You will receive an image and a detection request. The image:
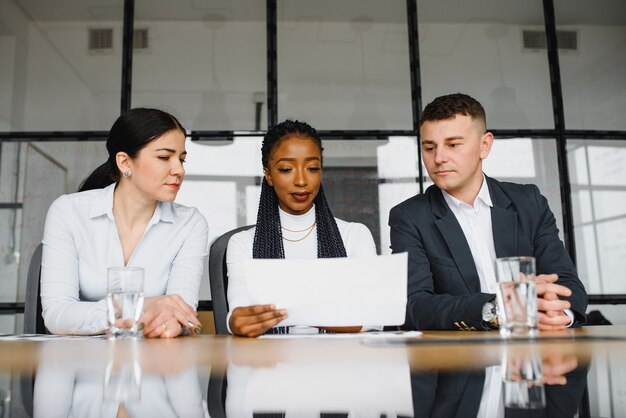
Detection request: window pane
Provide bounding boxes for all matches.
[0,314,19,333]
[277,0,413,130]
[484,138,564,239]
[132,0,266,131]
[0,140,106,306]
[418,0,554,129]
[0,0,123,131]
[555,0,626,130]
[568,139,626,294]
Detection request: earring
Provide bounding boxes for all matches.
[123,171,130,177]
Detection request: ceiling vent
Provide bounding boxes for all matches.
[523,29,578,51]
[133,28,149,50]
[88,28,113,52]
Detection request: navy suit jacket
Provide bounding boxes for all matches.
[389,176,587,331]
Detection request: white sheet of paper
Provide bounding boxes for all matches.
[244,252,407,326]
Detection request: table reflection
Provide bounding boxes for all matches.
[20,335,595,417]
[410,344,588,418]
[224,338,413,416]
[33,339,205,418]
[214,337,589,417]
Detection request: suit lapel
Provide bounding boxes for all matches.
[487,177,518,258]
[431,189,481,293]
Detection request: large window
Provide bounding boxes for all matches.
[568,139,626,294]
[1,0,626,334]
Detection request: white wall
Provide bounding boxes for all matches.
[277,21,412,130]
[559,25,626,130]
[23,21,121,130]
[420,23,554,129]
[0,0,30,130]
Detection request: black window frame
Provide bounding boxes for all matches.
[1,0,625,315]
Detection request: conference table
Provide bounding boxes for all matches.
[2,326,626,417]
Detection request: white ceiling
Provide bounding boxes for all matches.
[9,0,626,25]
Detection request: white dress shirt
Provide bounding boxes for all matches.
[41,183,209,335]
[442,177,498,294]
[226,205,378,333]
[443,183,505,417]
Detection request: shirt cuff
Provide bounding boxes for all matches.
[361,325,384,332]
[564,308,574,328]
[226,311,233,334]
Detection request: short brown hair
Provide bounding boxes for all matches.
[420,93,486,131]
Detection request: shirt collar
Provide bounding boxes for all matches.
[442,175,493,210]
[278,204,316,225]
[88,182,175,224]
[88,183,116,219]
[158,201,175,223]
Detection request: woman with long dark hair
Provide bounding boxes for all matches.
[41,108,208,338]
[226,120,377,337]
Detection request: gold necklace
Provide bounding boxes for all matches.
[281,222,316,242]
[281,221,316,233]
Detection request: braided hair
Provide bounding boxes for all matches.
[252,120,347,259]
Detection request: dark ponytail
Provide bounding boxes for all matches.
[79,108,185,192]
[78,159,118,192]
[252,120,347,259]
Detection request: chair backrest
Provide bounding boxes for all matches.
[24,243,46,334]
[208,225,254,335]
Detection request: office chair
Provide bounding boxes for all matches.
[16,242,47,418]
[24,243,46,334]
[208,225,254,335]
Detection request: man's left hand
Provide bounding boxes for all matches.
[536,274,572,330]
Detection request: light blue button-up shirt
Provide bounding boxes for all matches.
[41,183,208,335]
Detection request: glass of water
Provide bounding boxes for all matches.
[107,267,145,339]
[495,257,538,338]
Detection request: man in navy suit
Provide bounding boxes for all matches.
[389,93,587,331]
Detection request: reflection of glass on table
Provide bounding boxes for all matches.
[0,389,10,418]
[103,340,142,403]
[501,346,545,409]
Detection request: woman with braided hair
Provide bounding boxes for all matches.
[226,120,377,337]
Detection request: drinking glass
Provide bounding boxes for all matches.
[495,257,538,338]
[106,267,145,339]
